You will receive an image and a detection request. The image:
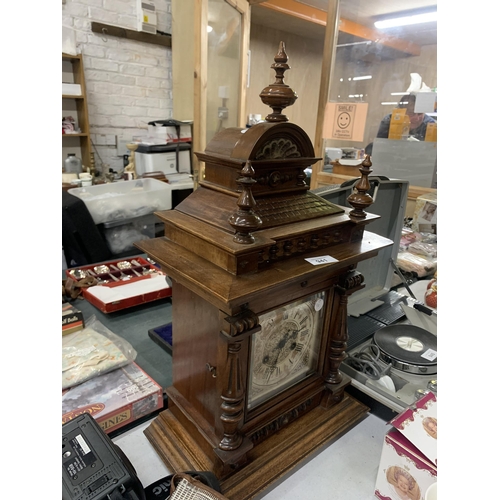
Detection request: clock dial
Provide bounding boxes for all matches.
[247,292,325,409]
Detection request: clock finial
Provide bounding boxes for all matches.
[259,41,298,122]
[347,155,374,219]
[228,161,263,244]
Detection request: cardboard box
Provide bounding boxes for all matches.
[65,257,171,313]
[62,83,82,96]
[62,362,163,434]
[375,392,437,500]
[388,109,410,139]
[62,302,84,335]
[412,192,437,234]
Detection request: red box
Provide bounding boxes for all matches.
[65,256,171,313]
[375,392,437,500]
[62,362,163,434]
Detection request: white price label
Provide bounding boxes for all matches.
[75,434,90,454]
[314,298,324,311]
[305,255,338,266]
[422,349,437,362]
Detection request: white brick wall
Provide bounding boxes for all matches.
[62,0,172,173]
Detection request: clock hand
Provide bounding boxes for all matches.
[272,326,302,353]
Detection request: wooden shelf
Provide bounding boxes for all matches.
[63,53,81,60]
[62,53,91,171]
[91,22,171,47]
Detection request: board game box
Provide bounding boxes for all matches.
[62,362,163,434]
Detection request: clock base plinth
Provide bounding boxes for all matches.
[144,393,369,500]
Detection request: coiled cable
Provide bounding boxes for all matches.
[344,343,392,380]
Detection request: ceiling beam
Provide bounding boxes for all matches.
[255,0,421,57]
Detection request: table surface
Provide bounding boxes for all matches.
[113,412,388,500]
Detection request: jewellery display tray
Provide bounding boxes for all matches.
[65,256,172,313]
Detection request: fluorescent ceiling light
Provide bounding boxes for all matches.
[375,11,437,29]
[391,92,409,96]
[352,75,372,81]
[337,41,372,48]
[381,102,399,106]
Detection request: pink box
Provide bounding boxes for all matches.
[375,392,437,500]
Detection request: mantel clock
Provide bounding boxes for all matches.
[136,42,392,499]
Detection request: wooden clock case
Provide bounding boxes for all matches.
[136,43,392,499]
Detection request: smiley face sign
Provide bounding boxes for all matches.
[323,102,368,141]
[337,112,351,129]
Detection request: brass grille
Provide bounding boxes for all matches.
[253,192,344,228]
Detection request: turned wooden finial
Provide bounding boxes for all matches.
[259,41,298,122]
[347,155,374,219]
[228,161,263,244]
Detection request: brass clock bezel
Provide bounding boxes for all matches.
[246,290,327,411]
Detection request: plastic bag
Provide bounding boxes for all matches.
[62,315,137,389]
[408,241,437,259]
[396,251,437,278]
[399,229,422,251]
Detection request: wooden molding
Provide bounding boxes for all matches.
[257,0,421,56]
[312,0,340,188]
[407,184,437,201]
[315,171,437,209]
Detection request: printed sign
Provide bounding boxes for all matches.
[323,102,368,141]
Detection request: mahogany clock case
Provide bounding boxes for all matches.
[135,43,393,497]
[136,168,392,493]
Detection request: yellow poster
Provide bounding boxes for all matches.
[323,102,368,141]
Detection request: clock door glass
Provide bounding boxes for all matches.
[247,291,325,409]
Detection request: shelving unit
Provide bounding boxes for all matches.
[62,53,91,171]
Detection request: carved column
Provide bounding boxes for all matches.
[215,309,258,477]
[325,271,365,385]
[219,340,245,451]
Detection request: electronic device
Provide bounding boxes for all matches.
[314,176,409,317]
[314,177,437,413]
[62,413,224,500]
[62,413,145,500]
[137,0,157,34]
[342,318,437,413]
[135,143,192,177]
